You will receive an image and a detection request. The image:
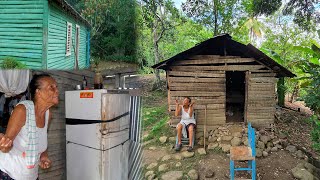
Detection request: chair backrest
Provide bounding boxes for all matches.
[248,122,256,157]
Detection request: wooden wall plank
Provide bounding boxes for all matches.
[168,71,225,78]
[171,65,265,71]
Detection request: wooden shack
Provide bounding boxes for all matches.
[0,0,90,69]
[152,34,295,129]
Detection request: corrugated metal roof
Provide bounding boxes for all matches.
[152,34,295,78]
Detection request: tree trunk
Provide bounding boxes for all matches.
[290,83,299,103]
[213,0,218,36]
[277,77,285,107]
[152,25,161,90]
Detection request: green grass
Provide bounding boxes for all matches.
[142,105,174,142]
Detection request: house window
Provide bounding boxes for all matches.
[66,22,72,56]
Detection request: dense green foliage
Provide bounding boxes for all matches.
[0,57,27,69]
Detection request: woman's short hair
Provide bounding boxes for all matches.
[185,97,191,103]
[29,73,52,101]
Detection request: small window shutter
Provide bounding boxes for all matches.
[66,22,72,56]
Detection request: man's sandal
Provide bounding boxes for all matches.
[187,146,193,152]
[175,144,182,151]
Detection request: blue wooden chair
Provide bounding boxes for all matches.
[230,122,256,180]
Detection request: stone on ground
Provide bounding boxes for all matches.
[159,136,168,144]
[257,141,265,149]
[208,143,219,150]
[291,164,318,180]
[147,174,156,180]
[188,169,199,180]
[231,137,241,146]
[145,171,154,178]
[161,171,183,180]
[286,145,297,153]
[149,146,157,150]
[260,135,271,144]
[158,164,169,172]
[295,150,305,159]
[147,162,158,170]
[161,155,171,162]
[263,151,268,157]
[208,136,218,142]
[181,151,194,158]
[271,147,278,152]
[222,136,233,141]
[233,132,242,138]
[174,154,183,160]
[205,170,215,178]
[256,148,262,157]
[304,162,320,177]
[175,162,182,167]
[169,136,176,142]
[220,144,231,152]
[197,148,206,155]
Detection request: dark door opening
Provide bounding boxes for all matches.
[226,71,245,123]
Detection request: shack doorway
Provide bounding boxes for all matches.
[226,71,246,123]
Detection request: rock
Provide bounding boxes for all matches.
[149,146,157,150]
[257,141,265,150]
[304,162,320,177]
[276,144,283,149]
[148,174,156,180]
[198,138,204,146]
[161,171,183,180]
[208,136,217,142]
[208,143,219,150]
[169,137,176,142]
[222,136,233,141]
[286,145,297,153]
[143,134,149,139]
[145,171,154,178]
[266,142,274,148]
[260,135,271,144]
[263,151,268,157]
[295,150,304,159]
[272,140,280,145]
[279,132,288,139]
[205,170,215,178]
[231,137,241,146]
[174,154,183,160]
[213,129,219,135]
[175,162,182,167]
[217,137,221,142]
[181,151,194,158]
[220,144,231,152]
[188,169,199,180]
[158,164,169,172]
[259,129,266,134]
[271,147,278,152]
[256,148,262,157]
[161,155,171,161]
[159,136,168,144]
[147,162,158,170]
[266,147,271,153]
[233,132,242,137]
[197,148,206,155]
[291,165,318,180]
[243,138,249,146]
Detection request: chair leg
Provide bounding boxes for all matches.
[251,160,256,180]
[191,130,195,148]
[230,160,235,180]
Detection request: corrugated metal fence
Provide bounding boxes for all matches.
[128,96,142,180]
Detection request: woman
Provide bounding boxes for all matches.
[175,97,196,152]
[0,74,59,180]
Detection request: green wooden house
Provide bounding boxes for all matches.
[0,0,91,69]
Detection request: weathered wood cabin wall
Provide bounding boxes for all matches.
[34,70,94,180]
[167,55,277,131]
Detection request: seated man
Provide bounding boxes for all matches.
[175,97,196,152]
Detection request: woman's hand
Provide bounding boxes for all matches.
[39,152,51,169]
[175,99,179,106]
[190,102,195,107]
[0,133,13,153]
